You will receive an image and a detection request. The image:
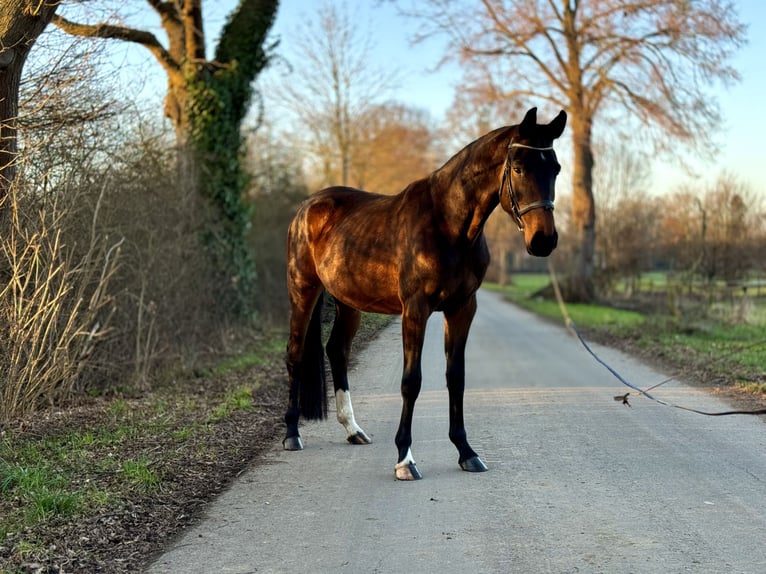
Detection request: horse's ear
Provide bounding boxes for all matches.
[519,107,538,139]
[546,110,567,140]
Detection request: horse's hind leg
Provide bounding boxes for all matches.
[444,294,488,472]
[284,285,325,451]
[326,300,372,445]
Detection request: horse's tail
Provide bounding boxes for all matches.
[299,291,329,420]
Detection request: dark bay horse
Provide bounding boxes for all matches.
[284,107,567,480]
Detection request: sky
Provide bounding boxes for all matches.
[63,0,766,198]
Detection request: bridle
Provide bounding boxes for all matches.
[499,141,556,231]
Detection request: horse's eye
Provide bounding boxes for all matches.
[512,166,522,175]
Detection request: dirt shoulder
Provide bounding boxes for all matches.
[0,360,285,574]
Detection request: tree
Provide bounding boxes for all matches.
[697,174,758,282]
[0,0,60,222]
[593,141,655,294]
[51,0,279,314]
[402,0,746,301]
[658,174,761,283]
[352,103,436,194]
[271,1,397,189]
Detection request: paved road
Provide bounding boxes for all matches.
[147,290,766,574]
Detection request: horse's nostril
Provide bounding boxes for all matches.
[528,230,558,257]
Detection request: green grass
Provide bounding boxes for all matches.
[0,328,332,569]
[207,384,258,422]
[0,457,87,538]
[121,457,161,491]
[210,337,286,377]
[0,376,263,546]
[107,398,129,418]
[28,489,81,520]
[485,274,549,298]
[654,322,766,371]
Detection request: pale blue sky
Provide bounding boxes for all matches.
[85,0,766,197]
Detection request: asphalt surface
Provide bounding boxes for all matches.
[147,290,766,574]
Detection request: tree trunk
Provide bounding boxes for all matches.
[0,44,24,208]
[566,112,597,302]
[0,0,59,223]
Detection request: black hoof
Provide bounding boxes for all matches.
[347,430,372,445]
[283,435,304,451]
[460,455,489,472]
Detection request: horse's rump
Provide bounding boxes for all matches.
[289,186,412,315]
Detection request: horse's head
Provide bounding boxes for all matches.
[499,107,567,257]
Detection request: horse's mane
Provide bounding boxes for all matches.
[429,126,512,190]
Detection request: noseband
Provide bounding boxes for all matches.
[500,141,555,231]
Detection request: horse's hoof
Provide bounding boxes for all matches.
[283,435,304,451]
[395,461,423,481]
[347,430,372,445]
[460,455,489,472]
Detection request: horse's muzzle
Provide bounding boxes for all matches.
[527,229,558,257]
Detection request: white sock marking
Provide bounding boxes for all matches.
[335,389,364,438]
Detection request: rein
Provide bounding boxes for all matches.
[500,141,556,231]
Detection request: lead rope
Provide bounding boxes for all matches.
[547,262,766,416]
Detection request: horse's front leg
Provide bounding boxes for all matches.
[394,305,428,481]
[326,300,371,445]
[444,294,488,472]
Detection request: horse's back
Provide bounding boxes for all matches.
[299,184,385,222]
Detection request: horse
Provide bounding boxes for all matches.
[283,107,567,480]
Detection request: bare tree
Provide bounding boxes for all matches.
[401,0,746,301]
[0,0,60,221]
[271,1,397,188]
[700,173,758,282]
[593,140,655,293]
[352,103,436,194]
[52,1,276,146]
[659,173,761,283]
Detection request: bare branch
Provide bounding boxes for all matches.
[50,13,180,75]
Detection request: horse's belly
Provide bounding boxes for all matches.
[334,290,402,315]
[317,260,402,315]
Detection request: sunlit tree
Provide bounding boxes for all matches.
[352,103,436,194]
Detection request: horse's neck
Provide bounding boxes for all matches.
[430,128,510,244]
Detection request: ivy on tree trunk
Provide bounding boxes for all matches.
[186,1,280,315]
